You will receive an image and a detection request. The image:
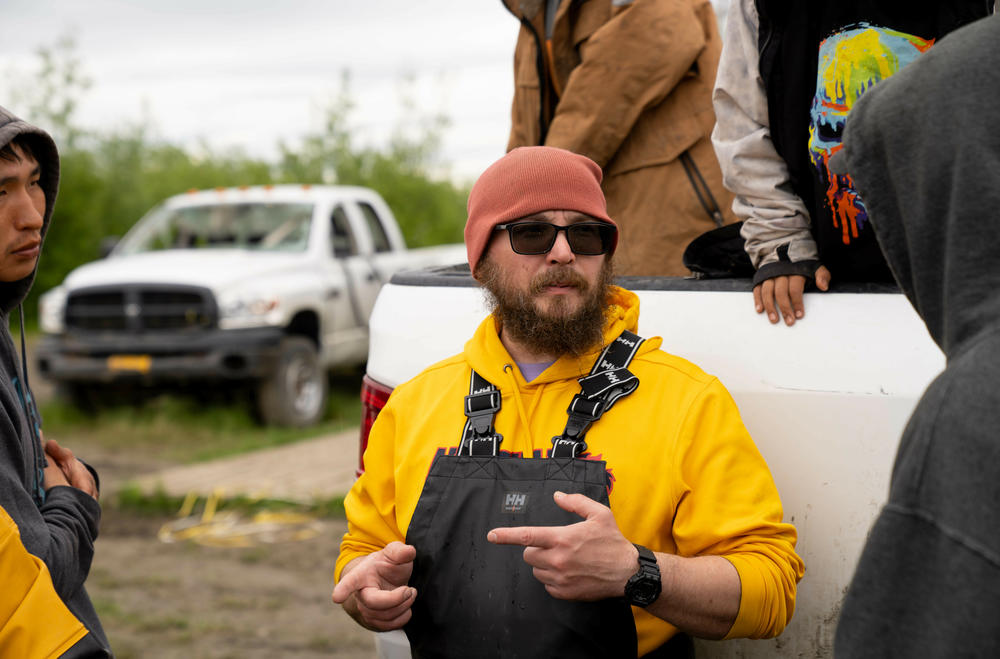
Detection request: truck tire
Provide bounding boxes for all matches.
[56,381,99,411]
[256,336,328,427]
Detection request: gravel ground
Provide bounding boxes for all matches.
[77,440,377,658]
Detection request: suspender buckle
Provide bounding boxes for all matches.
[550,394,601,457]
[464,390,502,436]
[461,386,504,456]
[550,331,645,458]
[465,390,501,415]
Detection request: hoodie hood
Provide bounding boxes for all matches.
[0,107,59,315]
[843,15,1000,359]
[463,285,662,385]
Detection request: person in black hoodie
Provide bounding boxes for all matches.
[712,0,993,326]
[0,106,111,656]
[833,14,1000,657]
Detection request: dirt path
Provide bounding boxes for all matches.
[90,509,375,658]
[73,438,376,658]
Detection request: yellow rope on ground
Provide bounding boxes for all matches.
[157,489,322,547]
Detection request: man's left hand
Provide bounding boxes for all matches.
[487,491,637,601]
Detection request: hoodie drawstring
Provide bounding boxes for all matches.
[16,305,46,504]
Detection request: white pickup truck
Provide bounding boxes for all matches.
[35,185,465,426]
[358,267,943,657]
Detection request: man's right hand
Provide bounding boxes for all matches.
[754,266,831,326]
[332,542,417,631]
[43,439,98,500]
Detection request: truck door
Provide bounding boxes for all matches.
[320,205,380,365]
[344,201,386,320]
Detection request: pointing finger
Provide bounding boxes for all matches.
[487,525,557,548]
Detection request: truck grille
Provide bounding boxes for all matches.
[64,285,217,332]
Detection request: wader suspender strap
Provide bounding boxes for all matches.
[458,371,504,456]
[550,330,645,458]
[458,331,645,458]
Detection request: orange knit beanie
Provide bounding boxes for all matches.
[464,146,616,275]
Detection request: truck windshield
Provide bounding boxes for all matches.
[115,202,315,255]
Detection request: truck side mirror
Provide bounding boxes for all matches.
[99,237,119,258]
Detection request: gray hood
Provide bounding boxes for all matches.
[843,14,1000,360]
[0,106,60,315]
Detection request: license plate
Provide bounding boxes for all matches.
[107,354,152,373]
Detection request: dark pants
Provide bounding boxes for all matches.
[642,633,695,659]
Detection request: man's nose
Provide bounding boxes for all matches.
[13,190,44,231]
[547,229,575,264]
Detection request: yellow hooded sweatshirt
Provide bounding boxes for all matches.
[337,287,803,653]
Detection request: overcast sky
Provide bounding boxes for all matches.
[0,0,729,183]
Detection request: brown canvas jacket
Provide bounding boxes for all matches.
[505,0,722,176]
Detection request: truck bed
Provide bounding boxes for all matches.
[365,266,943,657]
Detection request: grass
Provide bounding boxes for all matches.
[38,371,363,464]
[115,483,346,519]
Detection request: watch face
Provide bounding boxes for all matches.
[627,545,661,607]
[632,580,659,602]
[626,573,661,606]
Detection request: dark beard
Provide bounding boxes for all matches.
[477,258,614,357]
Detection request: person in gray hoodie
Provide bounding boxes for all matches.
[833,13,1000,657]
[0,106,111,656]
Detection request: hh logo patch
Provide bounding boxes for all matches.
[501,492,528,514]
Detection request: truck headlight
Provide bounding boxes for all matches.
[39,286,67,334]
[218,294,280,329]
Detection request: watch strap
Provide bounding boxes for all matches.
[625,544,662,607]
[635,543,656,566]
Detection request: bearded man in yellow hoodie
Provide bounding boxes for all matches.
[333,147,802,658]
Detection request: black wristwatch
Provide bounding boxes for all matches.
[624,544,661,607]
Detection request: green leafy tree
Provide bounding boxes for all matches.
[9,36,91,150]
[11,45,468,317]
[278,74,468,247]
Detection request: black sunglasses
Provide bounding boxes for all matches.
[494,221,617,256]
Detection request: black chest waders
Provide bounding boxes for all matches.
[403,332,648,658]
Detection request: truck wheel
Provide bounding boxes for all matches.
[256,336,328,427]
[56,382,99,411]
